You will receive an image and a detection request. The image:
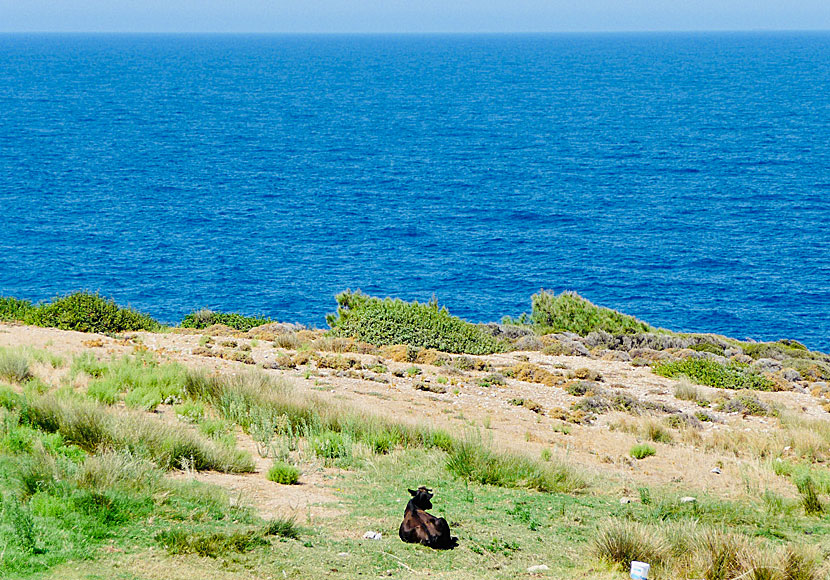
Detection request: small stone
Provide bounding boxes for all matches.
[680,496,696,504]
[363,531,382,540]
[337,552,350,557]
[711,467,722,474]
[527,565,549,573]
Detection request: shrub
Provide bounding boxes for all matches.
[33,292,160,333]
[0,296,39,323]
[630,444,656,459]
[528,290,653,336]
[326,291,504,355]
[181,309,272,332]
[267,461,300,485]
[717,394,776,417]
[653,358,773,391]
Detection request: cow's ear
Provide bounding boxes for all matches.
[408,489,417,496]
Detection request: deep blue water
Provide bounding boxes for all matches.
[1,33,829,350]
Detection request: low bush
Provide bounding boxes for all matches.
[653,358,773,391]
[527,290,653,336]
[181,309,272,332]
[630,443,656,459]
[326,290,505,354]
[717,394,777,417]
[1,292,162,333]
[267,460,300,485]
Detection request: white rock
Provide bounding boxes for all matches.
[363,531,382,540]
[527,565,549,573]
[711,467,722,474]
[337,552,350,557]
[680,496,696,504]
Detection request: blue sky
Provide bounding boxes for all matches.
[1,0,829,33]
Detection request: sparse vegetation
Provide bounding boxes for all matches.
[181,309,272,331]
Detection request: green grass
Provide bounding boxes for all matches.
[15,394,254,473]
[0,292,161,334]
[180,309,272,332]
[630,443,656,459]
[653,358,774,391]
[522,290,654,336]
[74,352,187,411]
[0,412,257,579]
[326,290,505,354]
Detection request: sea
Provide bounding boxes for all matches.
[1,33,828,350]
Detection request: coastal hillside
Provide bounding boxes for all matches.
[1,292,829,579]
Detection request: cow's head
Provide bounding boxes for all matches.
[408,486,434,509]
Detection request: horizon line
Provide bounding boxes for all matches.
[2,28,830,36]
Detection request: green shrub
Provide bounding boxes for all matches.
[653,358,773,391]
[527,290,653,335]
[0,297,39,323]
[326,291,504,354]
[33,292,160,333]
[266,461,300,485]
[181,309,272,332]
[630,443,656,459]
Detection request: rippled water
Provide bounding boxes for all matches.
[1,33,828,349]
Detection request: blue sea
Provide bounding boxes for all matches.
[1,33,829,350]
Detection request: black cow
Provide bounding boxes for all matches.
[399,486,458,549]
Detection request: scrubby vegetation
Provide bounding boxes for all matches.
[326,290,505,354]
[180,309,272,332]
[0,292,161,333]
[653,358,774,391]
[510,290,654,335]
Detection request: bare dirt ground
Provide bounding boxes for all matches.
[2,322,820,507]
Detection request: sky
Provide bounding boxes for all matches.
[1,0,829,33]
